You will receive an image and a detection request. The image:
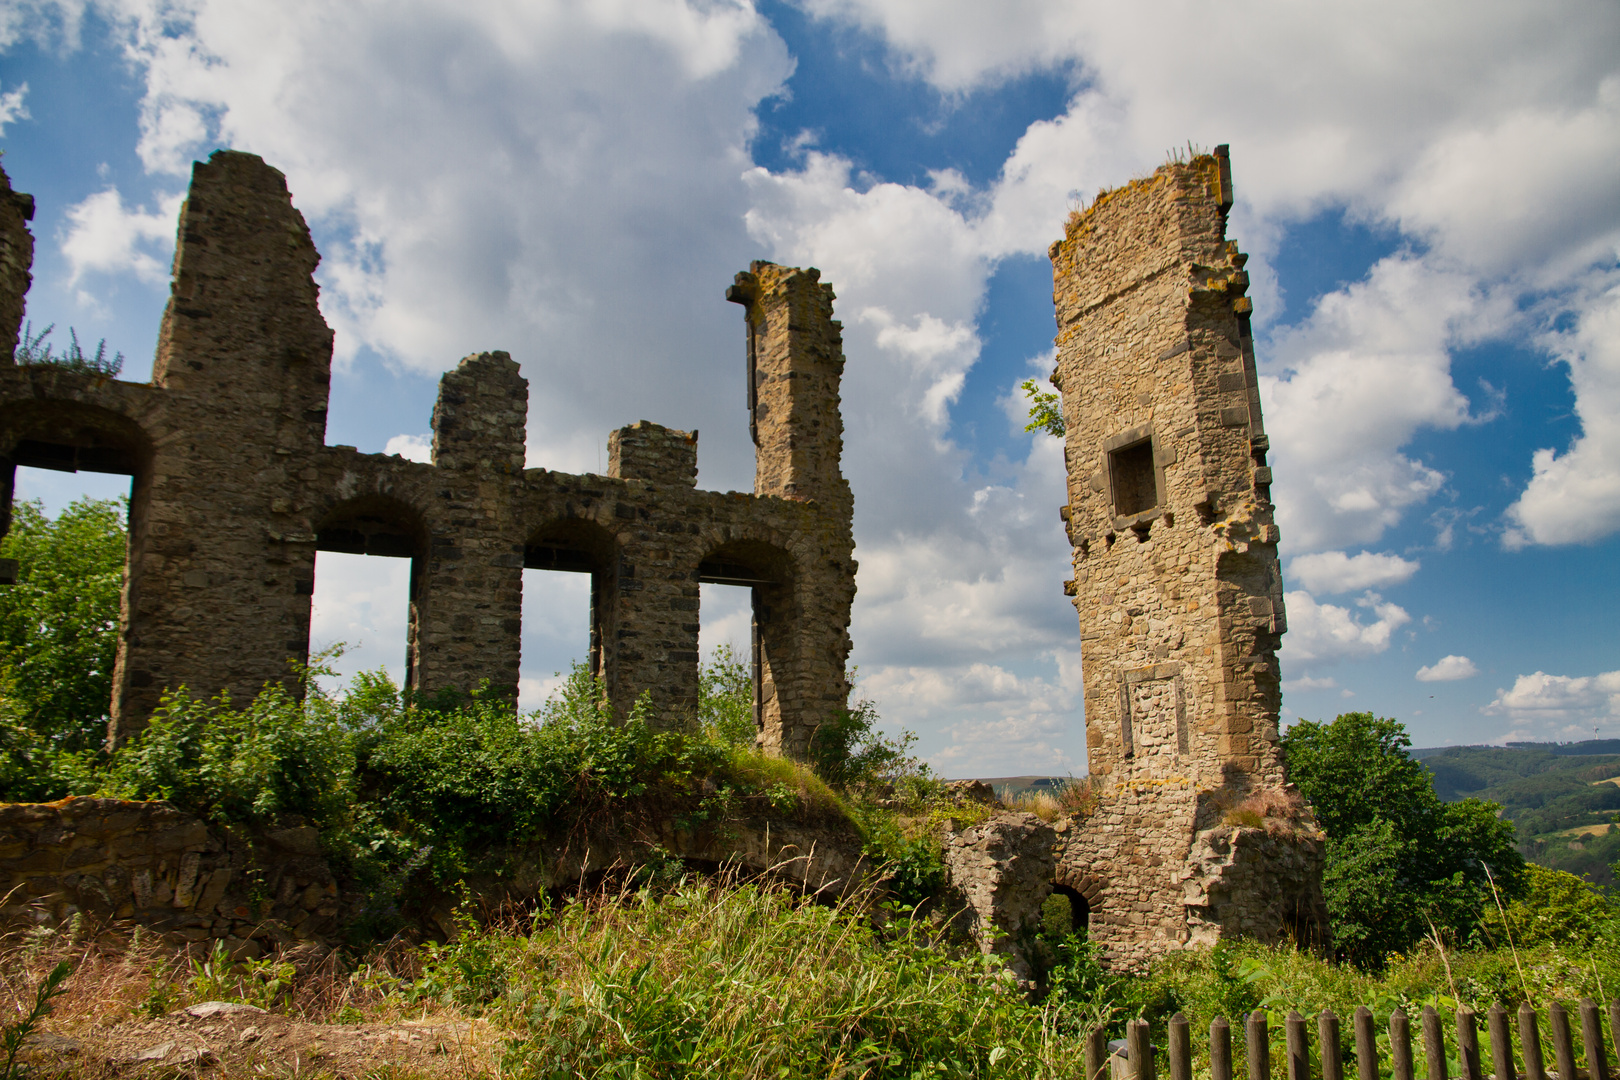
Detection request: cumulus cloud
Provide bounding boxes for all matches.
[1416,655,1478,682]
[1278,590,1411,666]
[1262,256,1507,550]
[58,187,182,285]
[383,433,432,463]
[16,0,1620,769]
[1282,674,1338,694]
[1485,669,1620,728]
[1287,550,1419,594]
[1503,282,1620,548]
[0,81,27,135]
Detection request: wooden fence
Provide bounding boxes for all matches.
[1091,1000,1620,1080]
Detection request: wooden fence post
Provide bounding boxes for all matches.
[1486,1004,1512,1080]
[1170,1013,1192,1080]
[1354,1007,1378,1080]
[1422,1005,1448,1080]
[1130,1018,1157,1080]
[1213,1017,1233,1080]
[1610,1000,1620,1080]
[1457,1007,1481,1080]
[1290,1012,1312,1080]
[1251,1011,1272,1080]
[1087,1025,1108,1080]
[1321,1009,1344,1080]
[1519,1002,1547,1080]
[1551,1003,1578,1080]
[1581,999,1610,1080]
[1392,1009,1415,1080]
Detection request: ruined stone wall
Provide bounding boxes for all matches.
[0,151,855,759]
[0,795,866,952]
[1049,148,1324,968]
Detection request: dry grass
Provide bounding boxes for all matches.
[1218,786,1312,835]
[1000,777,1097,823]
[0,924,499,1078]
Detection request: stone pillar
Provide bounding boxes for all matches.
[1050,146,1320,965]
[0,164,33,360]
[604,420,702,723]
[414,352,527,698]
[115,150,335,739]
[725,262,856,759]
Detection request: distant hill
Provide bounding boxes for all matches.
[1414,743,1620,887]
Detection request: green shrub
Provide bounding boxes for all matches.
[102,678,355,829]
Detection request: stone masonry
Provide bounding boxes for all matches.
[0,151,855,759]
[1048,147,1326,968]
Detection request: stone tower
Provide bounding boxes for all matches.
[1049,147,1326,968]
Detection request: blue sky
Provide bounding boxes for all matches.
[2,0,1618,773]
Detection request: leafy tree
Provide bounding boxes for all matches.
[1482,862,1618,949]
[0,498,126,762]
[1019,378,1065,438]
[1282,712,1524,967]
[698,643,755,748]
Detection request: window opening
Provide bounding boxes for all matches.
[518,567,591,714]
[1109,438,1158,517]
[312,505,420,695]
[698,581,756,739]
[1,465,135,755]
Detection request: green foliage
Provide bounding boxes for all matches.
[697,643,755,749]
[103,677,355,831]
[808,686,929,792]
[1020,378,1066,438]
[1419,743,1620,887]
[0,498,126,793]
[1481,862,1619,949]
[1282,713,1525,968]
[11,322,123,376]
[1,959,70,1080]
[186,939,296,1009]
[473,879,1093,1078]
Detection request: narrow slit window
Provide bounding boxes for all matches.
[1109,439,1158,517]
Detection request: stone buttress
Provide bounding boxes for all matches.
[1049,147,1327,968]
[0,152,856,760]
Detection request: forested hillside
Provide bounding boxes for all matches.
[1415,742,1620,886]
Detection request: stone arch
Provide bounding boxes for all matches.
[0,398,157,738]
[694,525,830,757]
[313,493,430,688]
[1055,867,1105,933]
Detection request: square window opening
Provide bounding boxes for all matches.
[1110,439,1158,517]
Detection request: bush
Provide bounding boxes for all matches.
[1282,713,1524,967]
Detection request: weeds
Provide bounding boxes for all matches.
[1,960,69,1080]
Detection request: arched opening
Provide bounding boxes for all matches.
[698,539,792,744]
[0,402,154,746]
[313,496,426,691]
[1043,883,1091,939]
[523,519,617,712]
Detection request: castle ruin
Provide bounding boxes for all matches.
[1046,147,1327,967]
[0,151,855,757]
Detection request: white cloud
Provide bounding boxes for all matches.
[1503,282,1620,548]
[0,81,27,135]
[1485,669,1620,728]
[383,433,432,463]
[1287,550,1419,595]
[1262,256,1507,551]
[1416,655,1478,682]
[1278,590,1411,666]
[1282,674,1338,694]
[58,187,182,285]
[309,550,411,690]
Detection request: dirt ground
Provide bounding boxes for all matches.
[20,999,502,1079]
